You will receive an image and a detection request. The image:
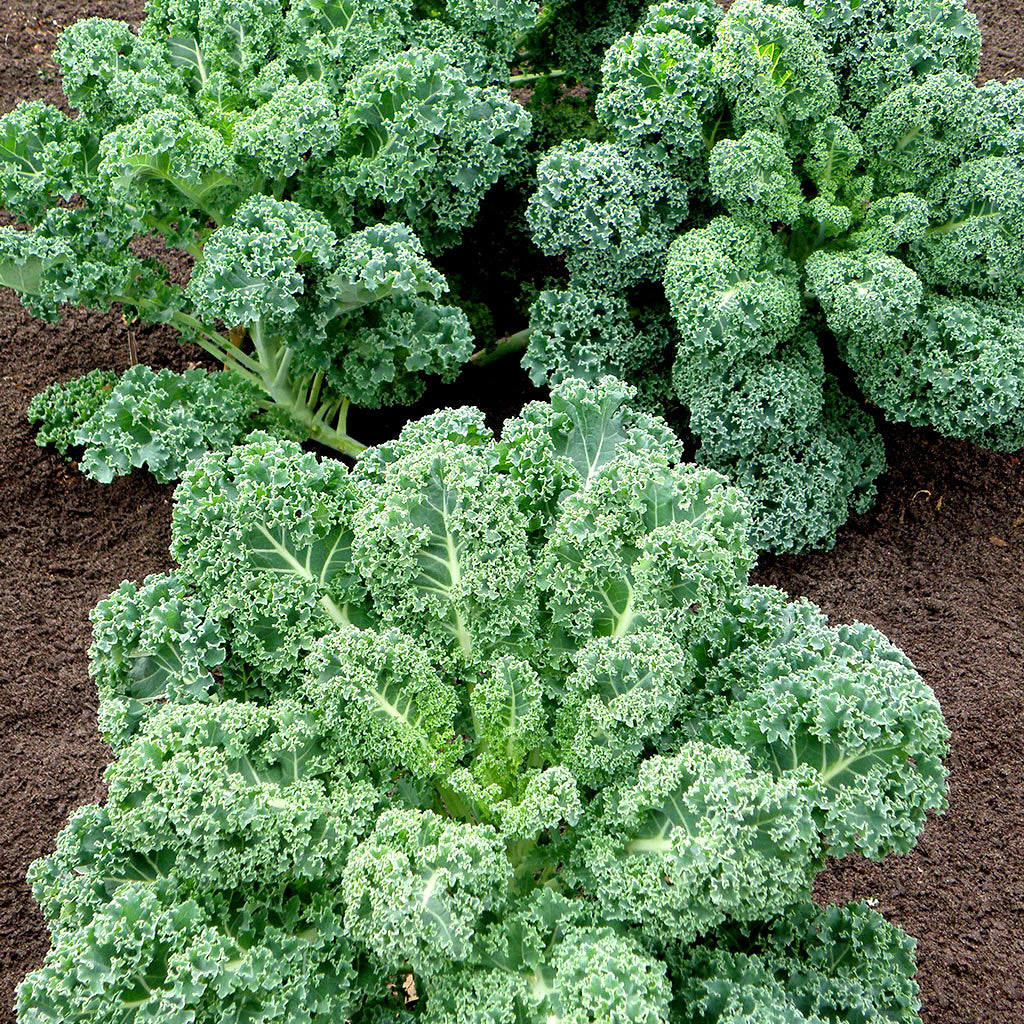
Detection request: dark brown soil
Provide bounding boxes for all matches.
[0,4,1022,1024]
[971,0,1024,80]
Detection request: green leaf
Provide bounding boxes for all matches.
[299,0,366,34]
[320,223,447,317]
[345,64,452,160]
[243,522,358,627]
[127,641,208,702]
[306,627,459,780]
[224,20,254,72]
[550,383,631,489]
[167,35,211,86]
[471,657,546,788]
[479,659,540,747]
[113,151,235,206]
[404,470,476,657]
[0,120,48,181]
[624,782,794,857]
[0,252,45,295]
[763,733,902,793]
[225,722,327,788]
[413,863,466,956]
[245,522,354,588]
[316,654,443,768]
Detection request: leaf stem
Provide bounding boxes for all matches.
[470,327,531,367]
[168,311,265,376]
[248,322,366,457]
[509,69,568,86]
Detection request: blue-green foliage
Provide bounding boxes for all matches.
[28,364,300,483]
[19,380,947,1023]
[669,902,922,1023]
[520,0,655,81]
[525,0,1024,553]
[2,0,537,460]
[26,369,118,456]
[529,140,689,290]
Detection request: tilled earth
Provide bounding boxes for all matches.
[1,4,1022,1023]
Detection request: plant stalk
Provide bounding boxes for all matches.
[248,322,367,458]
[509,69,568,86]
[471,327,532,367]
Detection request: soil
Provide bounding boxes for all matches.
[0,4,1022,1024]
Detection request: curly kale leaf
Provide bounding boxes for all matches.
[29,365,294,485]
[26,369,118,457]
[337,46,531,250]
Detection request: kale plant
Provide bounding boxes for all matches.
[18,379,948,1023]
[524,0,1024,552]
[0,0,538,460]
